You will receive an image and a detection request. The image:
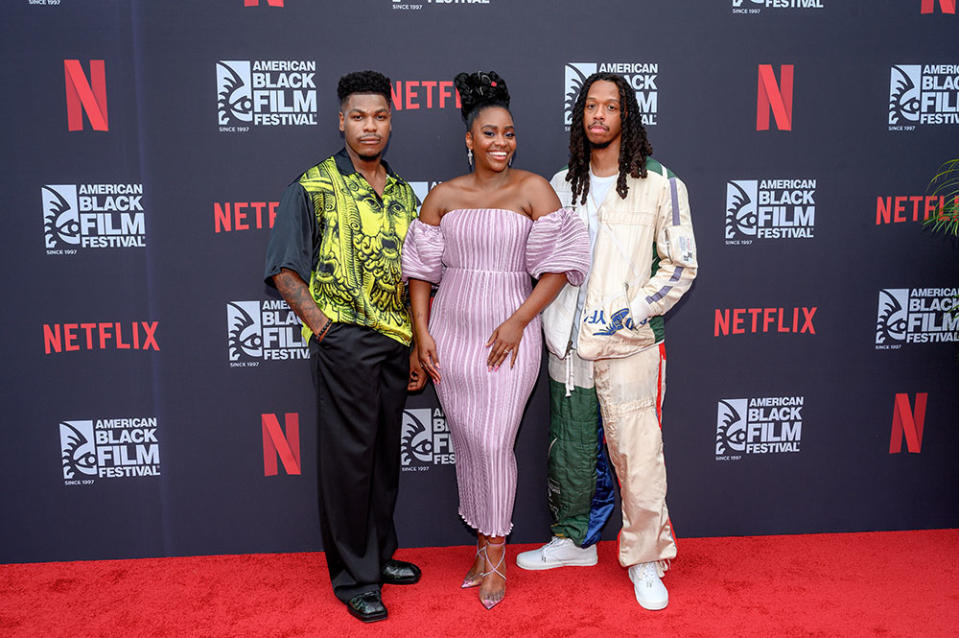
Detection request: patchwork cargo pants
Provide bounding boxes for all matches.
[547,343,677,572]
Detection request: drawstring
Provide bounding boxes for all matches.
[563,351,593,397]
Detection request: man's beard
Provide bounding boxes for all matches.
[355,150,382,162]
[590,139,613,150]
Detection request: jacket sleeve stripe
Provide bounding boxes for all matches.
[645,266,684,304]
[670,177,680,226]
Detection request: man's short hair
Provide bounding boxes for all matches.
[337,70,392,107]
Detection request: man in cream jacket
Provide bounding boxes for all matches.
[516,72,697,611]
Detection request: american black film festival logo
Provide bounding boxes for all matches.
[889,64,959,131]
[391,0,494,11]
[409,181,441,212]
[216,60,318,131]
[564,62,659,129]
[401,408,455,471]
[59,417,160,485]
[725,178,816,244]
[227,299,308,365]
[42,183,145,254]
[731,0,824,14]
[875,288,959,348]
[715,397,804,461]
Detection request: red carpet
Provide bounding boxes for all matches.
[2,530,957,637]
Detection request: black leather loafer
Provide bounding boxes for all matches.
[381,559,422,585]
[347,590,387,623]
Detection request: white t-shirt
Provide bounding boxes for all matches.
[572,170,618,348]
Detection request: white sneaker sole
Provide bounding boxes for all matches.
[635,595,668,611]
[516,554,598,571]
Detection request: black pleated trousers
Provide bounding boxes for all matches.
[310,323,409,602]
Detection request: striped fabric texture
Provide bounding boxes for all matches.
[403,208,589,535]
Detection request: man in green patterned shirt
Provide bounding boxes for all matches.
[265,70,425,623]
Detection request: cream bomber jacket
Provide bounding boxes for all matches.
[543,160,698,360]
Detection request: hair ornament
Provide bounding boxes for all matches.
[454,71,510,123]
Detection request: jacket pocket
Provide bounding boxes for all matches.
[577,285,653,360]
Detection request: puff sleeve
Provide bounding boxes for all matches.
[402,219,445,284]
[525,208,590,286]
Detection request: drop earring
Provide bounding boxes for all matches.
[467,148,473,168]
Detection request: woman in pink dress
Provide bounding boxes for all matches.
[402,71,589,610]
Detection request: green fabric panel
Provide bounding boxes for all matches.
[650,315,665,343]
[547,378,601,545]
[644,157,676,179]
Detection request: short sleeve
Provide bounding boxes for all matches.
[264,181,318,287]
[526,208,590,286]
[402,219,445,284]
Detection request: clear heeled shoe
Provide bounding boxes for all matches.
[461,538,488,589]
[479,540,507,610]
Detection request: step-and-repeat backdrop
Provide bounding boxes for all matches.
[3,0,958,563]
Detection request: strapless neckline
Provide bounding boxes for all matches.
[443,208,533,223]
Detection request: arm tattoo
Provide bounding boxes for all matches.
[273,268,329,335]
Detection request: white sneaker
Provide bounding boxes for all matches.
[515,537,598,570]
[628,562,668,610]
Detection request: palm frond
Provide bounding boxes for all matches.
[924,159,959,236]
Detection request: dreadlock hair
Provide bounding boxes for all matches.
[337,70,392,107]
[454,71,511,129]
[566,72,653,205]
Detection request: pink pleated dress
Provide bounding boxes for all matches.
[402,208,589,536]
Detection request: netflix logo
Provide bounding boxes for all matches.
[757,64,793,131]
[262,412,300,476]
[214,200,278,233]
[921,0,955,14]
[714,306,816,337]
[889,393,927,454]
[43,321,159,354]
[64,59,108,132]
[875,194,959,225]
[390,81,461,111]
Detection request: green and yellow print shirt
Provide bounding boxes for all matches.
[265,149,419,345]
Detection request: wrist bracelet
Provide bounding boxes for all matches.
[315,317,333,342]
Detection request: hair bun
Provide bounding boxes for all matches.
[454,71,510,122]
